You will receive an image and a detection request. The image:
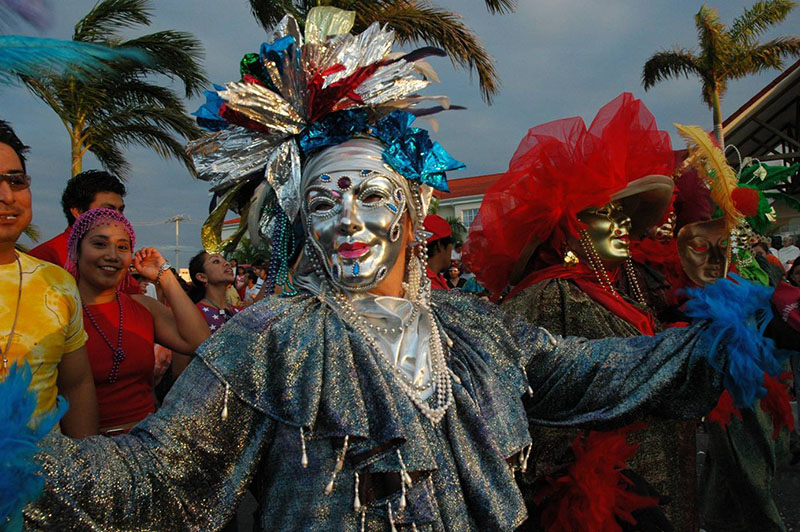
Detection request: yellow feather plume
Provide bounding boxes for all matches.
[675,123,742,231]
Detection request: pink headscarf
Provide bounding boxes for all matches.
[65,208,136,278]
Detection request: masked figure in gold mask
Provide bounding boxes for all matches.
[668,167,787,531]
[466,94,699,531]
[677,218,730,286]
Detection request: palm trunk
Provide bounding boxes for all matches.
[70,130,82,177]
[712,88,724,148]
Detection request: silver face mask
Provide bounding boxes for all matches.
[304,168,407,292]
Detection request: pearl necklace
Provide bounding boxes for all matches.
[332,291,453,424]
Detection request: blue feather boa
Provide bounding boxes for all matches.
[683,274,784,408]
[0,363,66,531]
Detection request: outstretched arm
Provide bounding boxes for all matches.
[26,358,274,530]
[522,323,723,429]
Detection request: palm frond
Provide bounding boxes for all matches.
[482,0,516,15]
[730,0,796,44]
[728,36,800,77]
[0,35,148,85]
[100,105,201,140]
[73,0,151,43]
[23,224,40,243]
[355,0,499,102]
[249,0,307,31]
[118,31,208,96]
[109,123,195,171]
[86,140,129,177]
[98,78,186,110]
[695,4,729,71]
[642,49,702,89]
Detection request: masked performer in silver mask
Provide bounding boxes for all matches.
[6,8,783,532]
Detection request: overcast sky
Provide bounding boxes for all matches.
[4,1,799,267]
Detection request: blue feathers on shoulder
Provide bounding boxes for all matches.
[683,274,784,408]
[0,363,67,531]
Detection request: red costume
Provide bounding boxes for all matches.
[85,293,155,429]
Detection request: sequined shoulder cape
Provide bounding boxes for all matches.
[27,290,723,531]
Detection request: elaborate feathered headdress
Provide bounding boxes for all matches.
[187,7,463,260]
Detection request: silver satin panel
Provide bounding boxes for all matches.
[351,294,434,399]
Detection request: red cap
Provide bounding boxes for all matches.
[423,214,452,243]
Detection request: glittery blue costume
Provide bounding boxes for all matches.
[25,291,726,531]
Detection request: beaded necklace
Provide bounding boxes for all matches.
[83,292,126,383]
[579,230,647,307]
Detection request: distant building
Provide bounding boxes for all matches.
[433,173,501,231]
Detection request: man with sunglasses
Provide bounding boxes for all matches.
[0,119,97,437]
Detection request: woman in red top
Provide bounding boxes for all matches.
[67,208,210,435]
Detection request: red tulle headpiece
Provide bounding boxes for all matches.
[464,93,673,298]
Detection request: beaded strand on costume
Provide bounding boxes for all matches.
[265,207,298,298]
[578,230,648,308]
[82,292,126,383]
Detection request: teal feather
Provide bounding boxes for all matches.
[0,35,149,85]
[0,363,67,531]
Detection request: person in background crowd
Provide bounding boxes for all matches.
[234,263,248,299]
[67,208,210,435]
[778,235,800,272]
[188,251,242,333]
[29,169,142,294]
[30,170,125,264]
[424,214,453,290]
[770,235,782,256]
[446,263,466,289]
[0,119,97,438]
[788,258,800,288]
[243,270,260,303]
[229,258,239,277]
[451,241,463,262]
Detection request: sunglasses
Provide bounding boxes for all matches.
[0,173,32,191]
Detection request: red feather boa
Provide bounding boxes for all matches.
[708,372,794,439]
[534,424,659,531]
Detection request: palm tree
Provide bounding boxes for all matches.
[642,0,800,147]
[23,0,207,177]
[247,0,515,103]
[445,215,467,243]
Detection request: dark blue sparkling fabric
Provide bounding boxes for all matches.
[27,290,724,531]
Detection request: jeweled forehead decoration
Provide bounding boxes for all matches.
[187,7,463,257]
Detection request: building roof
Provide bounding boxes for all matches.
[434,173,503,200]
[723,59,800,168]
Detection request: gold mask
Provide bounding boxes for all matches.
[677,218,730,286]
[577,201,632,263]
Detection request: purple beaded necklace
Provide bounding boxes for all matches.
[83,292,126,383]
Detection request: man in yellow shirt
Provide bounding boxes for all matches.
[0,119,97,437]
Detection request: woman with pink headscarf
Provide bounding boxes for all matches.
[66,208,210,435]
